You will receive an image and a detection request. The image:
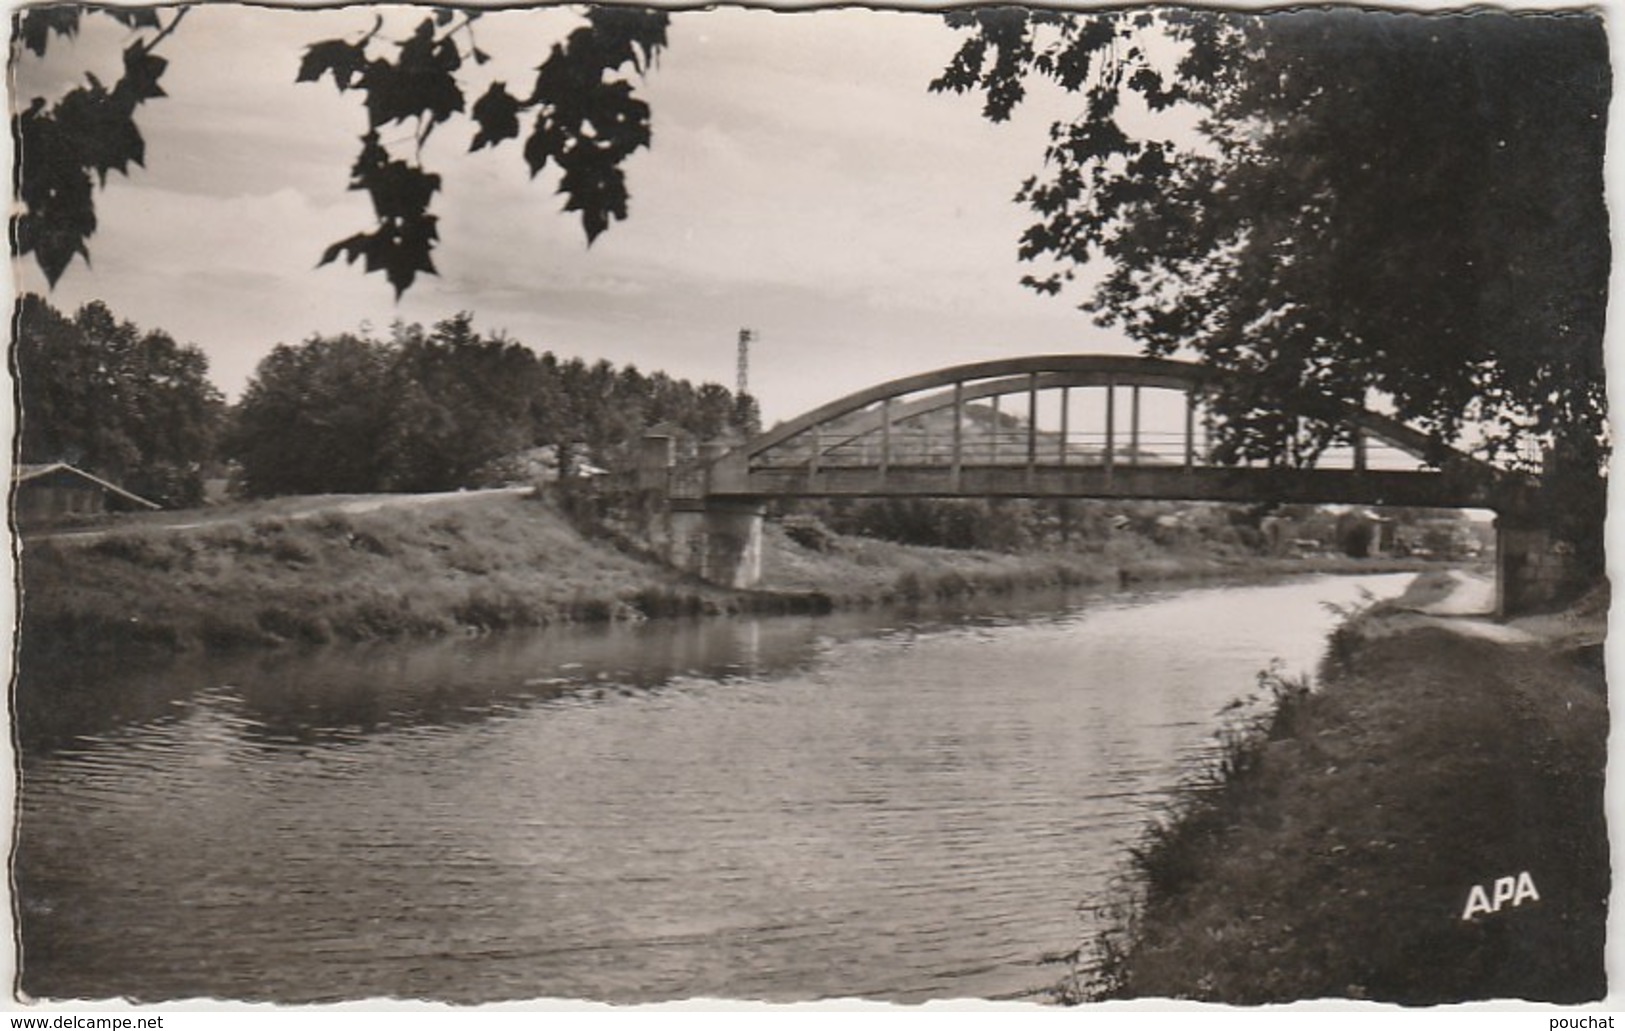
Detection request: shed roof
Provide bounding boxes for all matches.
[13,462,162,510]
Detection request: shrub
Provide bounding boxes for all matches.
[90,532,185,571]
[256,606,332,644]
[780,514,836,552]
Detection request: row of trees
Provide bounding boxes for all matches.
[14,294,222,507]
[14,295,757,503]
[228,312,757,496]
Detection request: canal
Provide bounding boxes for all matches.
[15,571,1416,1004]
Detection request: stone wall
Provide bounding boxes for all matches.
[1498,525,1576,616]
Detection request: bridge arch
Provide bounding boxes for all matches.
[729,355,1498,506]
[647,354,1560,615]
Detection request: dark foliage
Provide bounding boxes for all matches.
[12,294,223,506]
[226,312,752,498]
[299,6,668,296]
[936,8,1608,554]
[12,5,667,296]
[11,6,186,286]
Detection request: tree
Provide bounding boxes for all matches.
[223,313,757,497]
[11,4,668,296]
[226,333,398,497]
[933,9,1608,546]
[381,314,540,491]
[13,294,223,506]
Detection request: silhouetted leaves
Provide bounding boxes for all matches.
[297,38,369,90]
[361,18,464,128]
[59,77,147,183]
[12,103,97,286]
[521,10,663,243]
[106,8,161,31]
[17,6,80,57]
[12,7,184,286]
[317,131,442,297]
[119,41,168,101]
[302,6,667,293]
[15,5,668,295]
[469,82,521,151]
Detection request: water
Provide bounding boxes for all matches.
[14,572,1413,1004]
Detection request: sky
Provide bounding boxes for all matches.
[9,4,1145,425]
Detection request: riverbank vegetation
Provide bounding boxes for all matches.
[19,493,726,672]
[1065,596,1608,1004]
[14,293,1481,685]
[18,487,1448,682]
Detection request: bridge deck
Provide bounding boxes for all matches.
[719,463,1498,510]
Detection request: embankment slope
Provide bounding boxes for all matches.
[18,490,1440,676]
[1086,608,1607,1004]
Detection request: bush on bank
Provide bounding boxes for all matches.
[1064,615,1607,1005]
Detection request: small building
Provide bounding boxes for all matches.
[12,463,160,527]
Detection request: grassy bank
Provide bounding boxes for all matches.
[1070,605,1608,1004]
[19,490,1442,679]
[758,521,1439,605]
[18,494,758,671]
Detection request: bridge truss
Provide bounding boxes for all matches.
[704,356,1510,511]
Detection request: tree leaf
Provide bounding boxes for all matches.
[118,41,169,102]
[469,82,522,151]
[297,38,368,90]
[18,7,80,58]
[359,20,464,127]
[106,9,163,31]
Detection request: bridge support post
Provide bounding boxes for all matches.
[1130,384,1141,466]
[1059,386,1070,466]
[667,497,766,590]
[1104,378,1116,485]
[1184,388,1196,469]
[951,381,964,490]
[1495,519,1572,618]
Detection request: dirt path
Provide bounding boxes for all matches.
[27,486,533,543]
[1380,568,1605,649]
[1412,569,1497,615]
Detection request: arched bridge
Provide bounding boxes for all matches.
[697,356,1505,508]
[639,355,1555,613]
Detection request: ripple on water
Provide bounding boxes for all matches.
[15,573,1415,1003]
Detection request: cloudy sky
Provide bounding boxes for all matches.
[10,4,1143,425]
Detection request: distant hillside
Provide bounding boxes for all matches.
[769,401,1172,466]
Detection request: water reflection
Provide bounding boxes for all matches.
[19,615,819,753]
[18,587,1123,757]
[16,573,1415,1004]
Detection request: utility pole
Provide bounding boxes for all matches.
[733,328,760,437]
[736,328,755,399]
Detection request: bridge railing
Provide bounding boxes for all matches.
[750,429,1425,472]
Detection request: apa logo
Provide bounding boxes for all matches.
[1461,871,1540,920]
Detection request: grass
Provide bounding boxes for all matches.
[1064,611,1608,1004]
[17,494,759,674]
[19,490,1448,685]
[758,520,1443,608]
